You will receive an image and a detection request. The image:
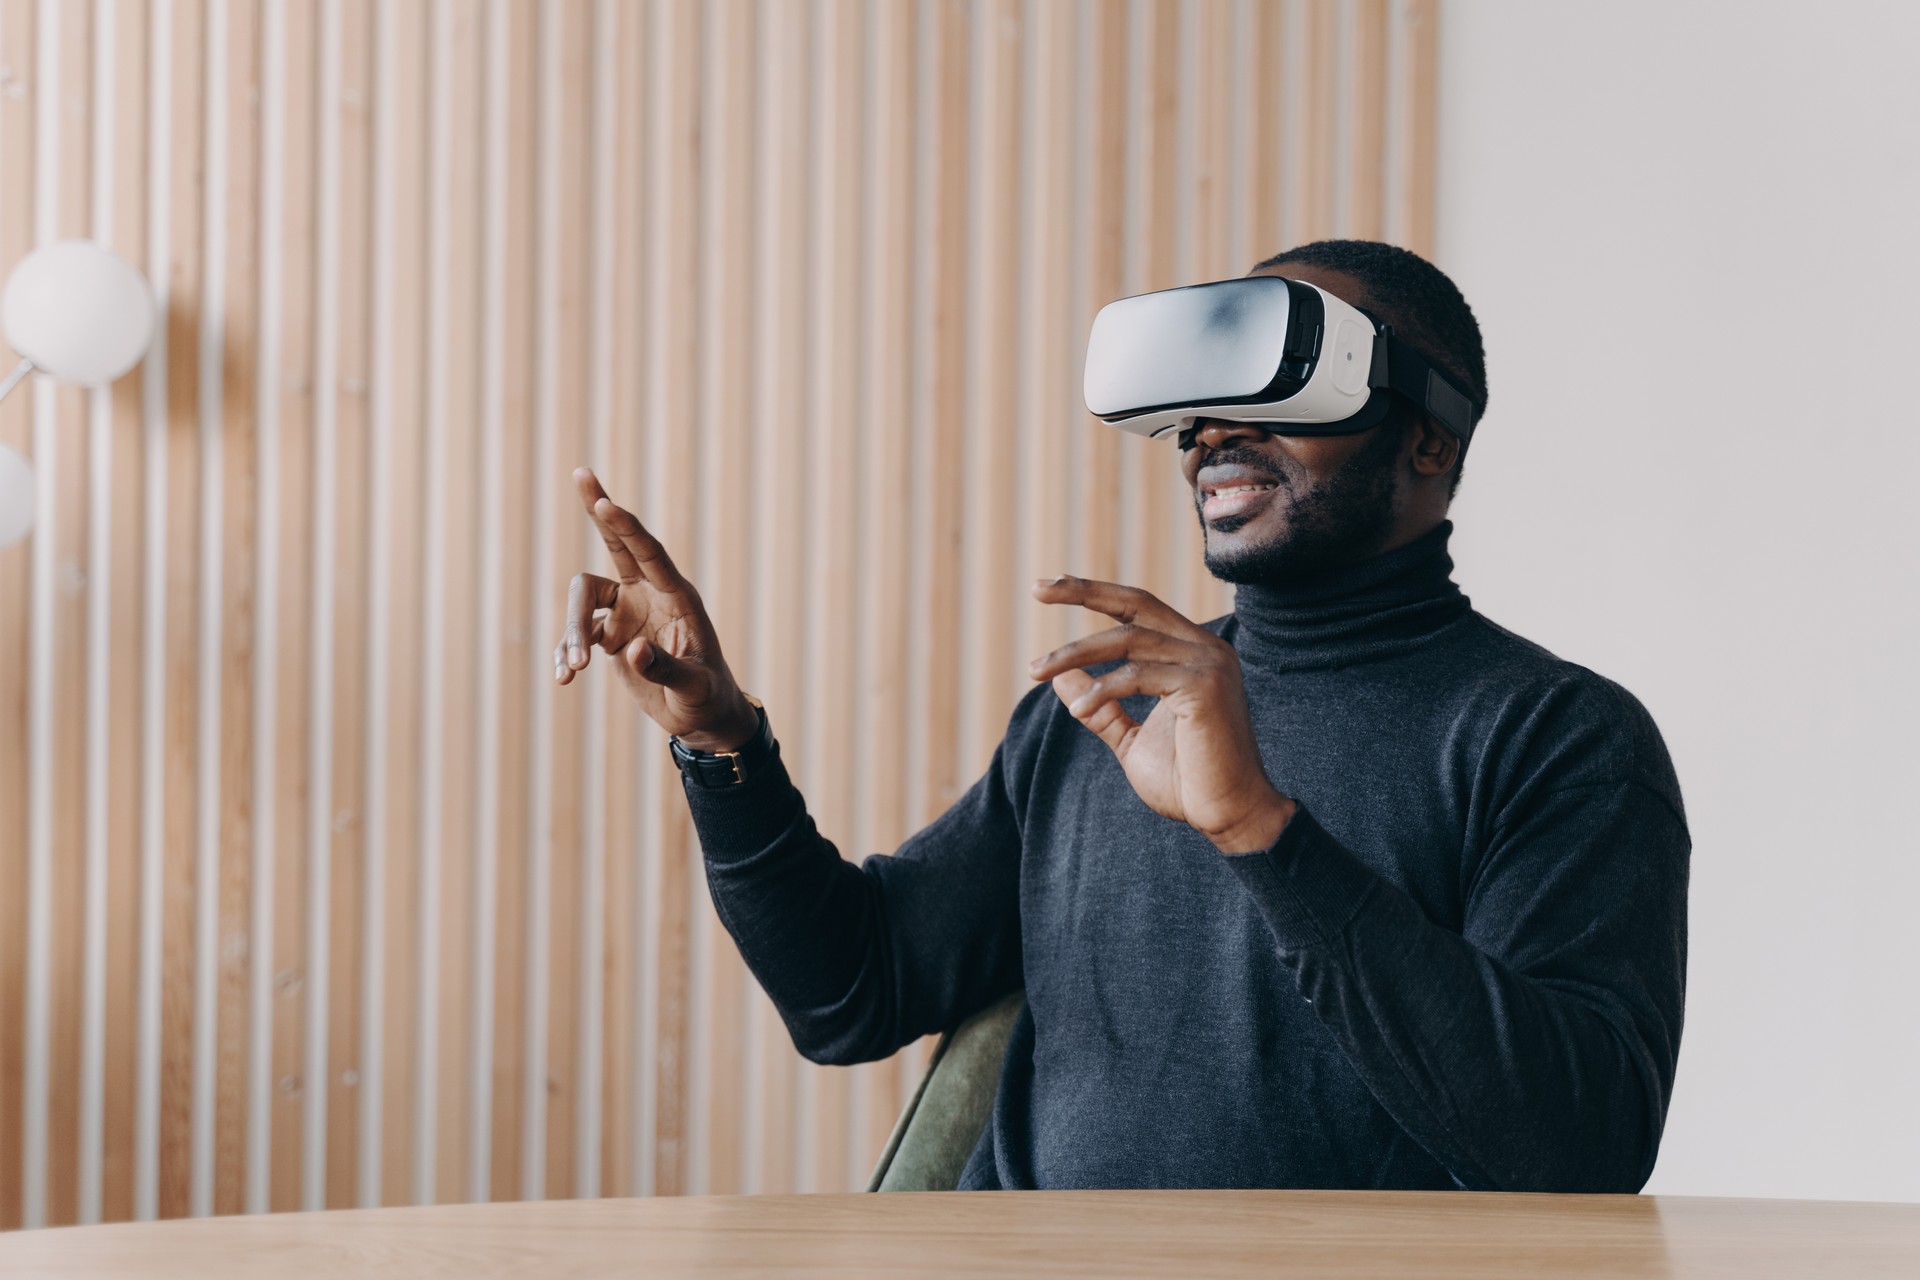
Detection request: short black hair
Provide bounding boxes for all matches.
[1253,240,1485,495]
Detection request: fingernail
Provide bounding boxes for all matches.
[555,664,565,681]
[570,646,583,666]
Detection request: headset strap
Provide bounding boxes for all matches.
[1368,326,1481,444]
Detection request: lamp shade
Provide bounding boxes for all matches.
[1,240,156,386]
[0,443,33,548]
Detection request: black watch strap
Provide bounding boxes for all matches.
[669,697,775,789]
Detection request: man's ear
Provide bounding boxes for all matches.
[1408,415,1461,482]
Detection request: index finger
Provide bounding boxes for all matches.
[1029,575,1213,643]
[592,494,691,597]
[576,467,654,580]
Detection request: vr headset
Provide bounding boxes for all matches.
[1082,275,1481,448]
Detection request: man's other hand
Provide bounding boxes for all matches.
[553,467,760,754]
[1027,577,1296,855]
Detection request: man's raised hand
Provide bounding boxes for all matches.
[553,467,760,754]
[1027,576,1296,855]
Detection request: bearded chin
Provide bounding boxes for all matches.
[1201,429,1403,586]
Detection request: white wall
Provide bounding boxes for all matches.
[1436,0,1920,1201]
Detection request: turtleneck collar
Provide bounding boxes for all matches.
[1224,520,1470,674]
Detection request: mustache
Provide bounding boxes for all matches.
[1194,443,1290,486]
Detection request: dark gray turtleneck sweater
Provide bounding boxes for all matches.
[684,522,1689,1192]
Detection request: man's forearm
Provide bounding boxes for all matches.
[1224,795,1688,1192]
[682,749,906,1065]
[684,740,1026,1068]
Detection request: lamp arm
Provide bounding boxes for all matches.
[0,356,33,404]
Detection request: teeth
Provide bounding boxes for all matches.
[1211,484,1274,498]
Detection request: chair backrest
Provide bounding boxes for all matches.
[866,991,1025,1192]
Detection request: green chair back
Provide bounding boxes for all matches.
[866,991,1025,1192]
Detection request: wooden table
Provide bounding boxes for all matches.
[4,1189,1918,1278]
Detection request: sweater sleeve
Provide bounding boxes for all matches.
[1223,776,1689,1193]
[682,720,1028,1068]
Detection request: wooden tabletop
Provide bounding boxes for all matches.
[3,1189,1918,1278]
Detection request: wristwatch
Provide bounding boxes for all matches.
[669,693,775,789]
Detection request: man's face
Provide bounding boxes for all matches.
[1178,263,1411,586]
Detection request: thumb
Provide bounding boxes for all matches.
[625,636,705,694]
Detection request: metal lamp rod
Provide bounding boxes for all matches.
[0,356,34,404]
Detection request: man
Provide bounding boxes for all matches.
[553,240,1689,1193]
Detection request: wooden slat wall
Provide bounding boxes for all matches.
[0,0,1438,1228]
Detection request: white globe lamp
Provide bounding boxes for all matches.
[1,239,156,395]
[0,240,156,548]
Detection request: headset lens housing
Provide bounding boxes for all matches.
[1084,277,1295,421]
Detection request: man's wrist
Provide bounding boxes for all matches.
[675,695,763,756]
[1210,790,1298,856]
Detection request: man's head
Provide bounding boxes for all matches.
[1179,240,1487,586]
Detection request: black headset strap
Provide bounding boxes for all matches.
[1367,325,1481,444]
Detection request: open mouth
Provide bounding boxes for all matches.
[1201,483,1277,520]
[1197,463,1282,522]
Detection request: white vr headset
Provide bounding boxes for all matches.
[1083,275,1481,447]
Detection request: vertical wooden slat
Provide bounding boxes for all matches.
[267,0,316,1214]
[17,1,51,1234]
[798,0,861,1192]
[12,4,48,1233]
[1238,0,1283,260]
[186,0,220,1219]
[693,0,754,1197]
[41,0,93,1230]
[0,0,33,1234]
[743,0,808,1196]
[484,0,537,1205]
[1348,0,1388,240]
[534,0,591,1204]
[1120,0,1180,608]
[426,0,482,1208]
[852,0,914,1178]
[574,0,617,1204]
[1016,0,1076,693]
[1075,0,1125,587]
[301,0,337,1213]
[883,0,970,1101]
[463,0,511,1207]
[367,0,428,1211]
[640,0,700,1200]
[1291,0,1337,245]
[958,0,1022,783]
[156,0,206,1224]
[244,0,279,1215]
[210,0,261,1221]
[134,0,172,1222]
[597,0,645,1203]
[1182,0,1233,284]
[915,0,967,821]
[1179,0,1235,625]
[103,0,154,1226]
[78,0,118,1227]
[519,0,557,1205]
[355,0,397,1204]
[316,0,374,1212]
[1395,0,1437,256]
[186,0,221,1217]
